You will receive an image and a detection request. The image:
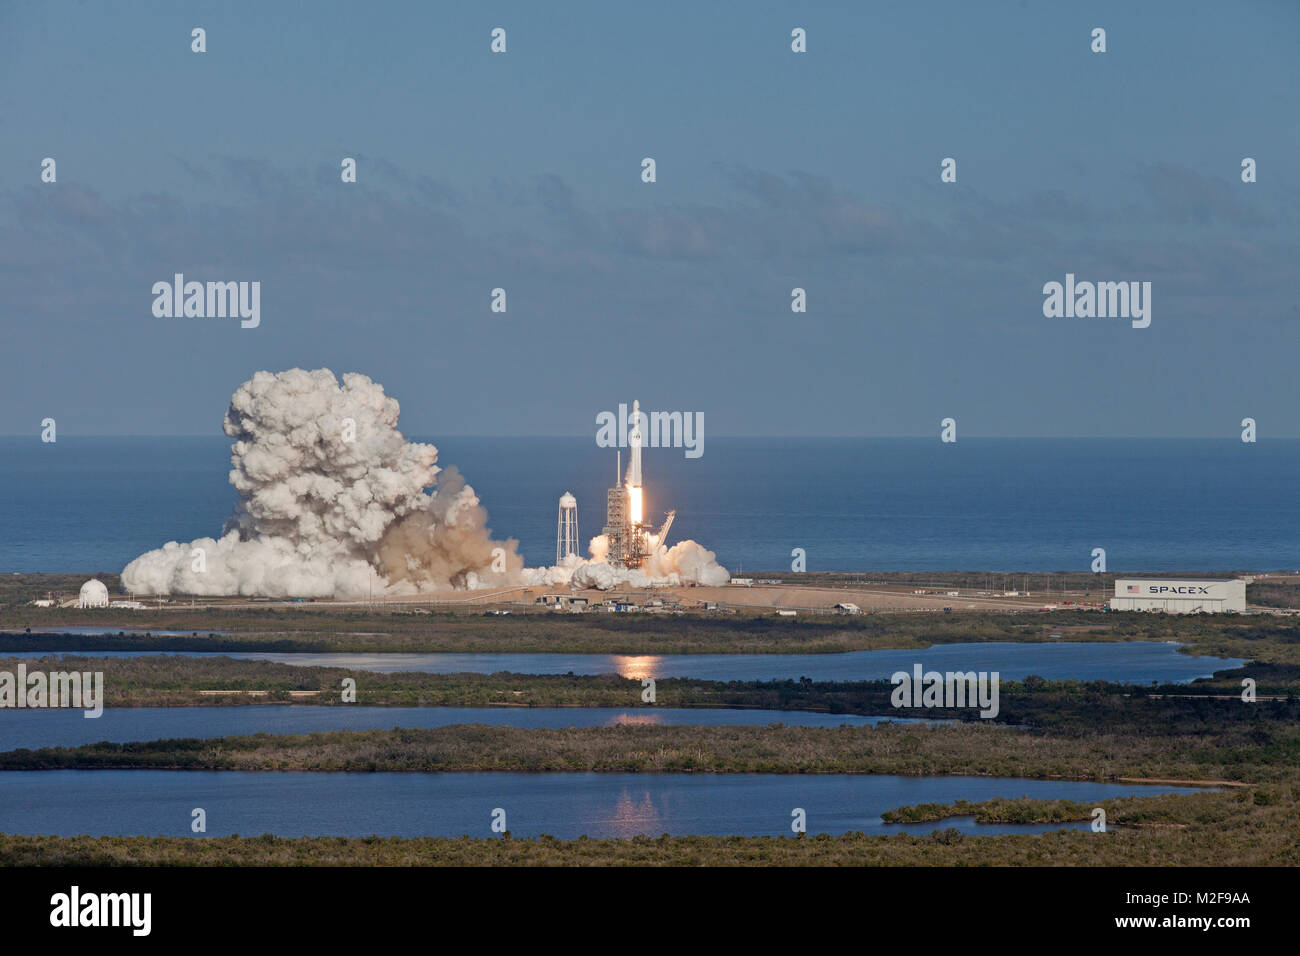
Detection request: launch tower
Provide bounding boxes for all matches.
[602,400,675,569]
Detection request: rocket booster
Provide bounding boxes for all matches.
[626,399,643,488]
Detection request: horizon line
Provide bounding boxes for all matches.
[2,434,1297,441]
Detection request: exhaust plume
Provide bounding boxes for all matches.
[122,368,728,598]
[122,369,520,598]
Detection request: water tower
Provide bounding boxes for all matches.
[556,492,579,564]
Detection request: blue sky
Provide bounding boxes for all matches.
[1,0,1297,436]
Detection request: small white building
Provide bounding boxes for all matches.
[833,602,860,614]
[1110,578,1246,614]
[78,579,110,608]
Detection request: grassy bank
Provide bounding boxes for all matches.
[4,719,1296,782]
[0,608,1089,654]
[1,608,1298,665]
[0,653,1290,713]
[877,791,1259,825]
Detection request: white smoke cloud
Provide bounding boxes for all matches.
[122,369,521,598]
[122,368,728,598]
[523,538,730,591]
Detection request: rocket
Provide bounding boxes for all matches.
[626,399,643,487]
[626,399,644,525]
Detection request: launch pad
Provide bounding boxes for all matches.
[602,400,675,569]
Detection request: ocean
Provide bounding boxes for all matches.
[1,436,1297,574]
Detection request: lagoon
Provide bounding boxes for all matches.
[0,641,1246,683]
[0,769,1209,839]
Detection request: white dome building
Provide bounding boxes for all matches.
[78,579,110,608]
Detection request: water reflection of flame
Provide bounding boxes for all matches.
[608,712,665,727]
[609,789,661,838]
[611,656,662,680]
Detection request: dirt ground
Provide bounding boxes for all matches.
[420,581,1104,614]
